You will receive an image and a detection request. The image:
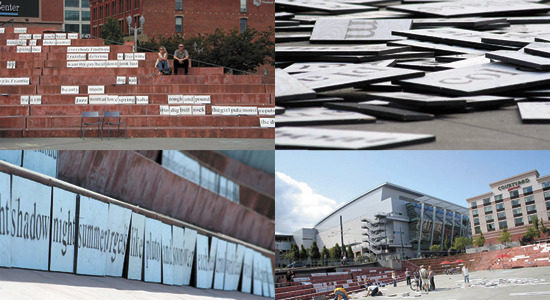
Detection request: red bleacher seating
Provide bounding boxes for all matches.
[0,27,274,138]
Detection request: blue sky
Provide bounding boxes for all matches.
[275,151,550,234]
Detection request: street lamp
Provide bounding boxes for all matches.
[126,15,145,52]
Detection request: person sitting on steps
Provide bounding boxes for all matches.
[173,43,190,75]
[155,46,170,74]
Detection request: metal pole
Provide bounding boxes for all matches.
[134,24,137,52]
[340,215,345,259]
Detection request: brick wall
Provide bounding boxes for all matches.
[0,0,63,29]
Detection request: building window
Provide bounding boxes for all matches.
[495,194,503,202]
[175,16,183,33]
[240,18,247,33]
[474,226,481,234]
[496,203,504,211]
[498,221,507,230]
[487,223,495,232]
[65,0,79,8]
[523,186,533,195]
[471,201,477,209]
[127,0,131,11]
[82,24,90,35]
[175,0,182,10]
[473,218,479,225]
[82,0,89,8]
[486,215,494,222]
[472,209,478,217]
[484,206,493,214]
[528,214,538,224]
[510,189,520,199]
[513,208,522,217]
[119,0,122,13]
[514,217,524,226]
[546,201,550,211]
[545,191,550,200]
[82,10,90,21]
[483,197,491,206]
[106,4,109,16]
[525,195,535,205]
[65,10,80,21]
[240,0,247,12]
[497,211,506,220]
[526,204,537,215]
[543,181,550,191]
[99,6,103,18]
[512,199,521,208]
[65,24,80,33]
[135,0,139,9]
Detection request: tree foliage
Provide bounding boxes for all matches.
[321,246,330,261]
[541,219,548,236]
[289,243,299,261]
[346,245,353,259]
[310,242,321,260]
[473,232,486,247]
[453,237,472,251]
[522,226,539,245]
[299,245,308,260]
[498,228,512,244]
[139,27,274,73]
[429,244,441,251]
[329,243,342,259]
[101,17,123,45]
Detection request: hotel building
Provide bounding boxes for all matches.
[466,170,550,245]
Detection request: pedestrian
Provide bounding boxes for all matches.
[419,265,429,292]
[334,287,349,300]
[414,269,420,292]
[155,46,170,74]
[366,282,381,297]
[428,266,435,291]
[405,268,411,286]
[392,270,397,287]
[462,265,469,286]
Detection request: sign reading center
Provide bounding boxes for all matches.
[498,178,530,191]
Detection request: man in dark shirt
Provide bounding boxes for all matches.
[173,44,189,75]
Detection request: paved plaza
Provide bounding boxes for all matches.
[348,266,550,299]
[0,267,266,300]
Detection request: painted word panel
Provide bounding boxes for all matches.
[50,187,77,273]
[196,234,218,289]
[144,218,163,283]
[76,196,109,276]
[162,223,174,285]
[104,203,131,277]
[241,247,254,293]
[0,172,11,267]
[213,239,227,289]
[181,227,197,285]
[127,212,145,280]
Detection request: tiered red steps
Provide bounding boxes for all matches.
[0,27,275,138]
[275,267,406,300]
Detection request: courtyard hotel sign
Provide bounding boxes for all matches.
[498,178,530,191]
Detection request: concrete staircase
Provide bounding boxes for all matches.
[0,27,275,138]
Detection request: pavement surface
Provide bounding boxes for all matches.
[0,138,274,150]
[0,267,268,300]
[347,266,550,300]
[302,101,550,149]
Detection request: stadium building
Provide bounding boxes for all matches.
[289,183,470,260]
[467,170,550,245]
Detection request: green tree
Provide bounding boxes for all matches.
[299,245,308,260]
[473,232,486,247]
[443,237,451,250]
[522,226,538,245]
[346,245,353,260]
[453,237,472,252]
[100,17,123,45]
[139,27,274,73]
[532,215,540,235]
[289,243,299,261]
[310,242,321,260]
[498,228,512,244]
[321,246,330,262]
[429,244,441,251]
[541,219,548,236]
[329,243,341,259]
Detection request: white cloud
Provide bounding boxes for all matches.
[275,171,338,234]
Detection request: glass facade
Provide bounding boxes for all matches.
[515,217,524,226]
[510,189,519,199]
[513,208,522,217]
[484,206,493,214]
[526,204,537,214]
[495,194,503,202]
[240,18,247,33]
[543,181,550,190]
[175,16,183,33]
[65,10,80,21]
[497,211,506,220]
[483,198,491,205]
[487,223,495,231]
[471,201,477,208]
[512,199,521,208]
[240,0,247,12]
[523,186,533,195]
[65,0,79,7]
[175,0,182,10]
[65,24,79,32]
[496,203,504,211]
[472,209,478,217]
[545,190,550,200]
[499,220,507,229]
[525,195,535,205]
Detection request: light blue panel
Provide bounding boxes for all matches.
[223,242,236,290]
[172,226,185,286]
[0,172,11,267]
[76,196,108,276]
[195,235,217,289]
[127,212,145,280]
[0,150,22,166]
[50,187,77,273]
[241,247,254,294]
[104,203,131,277]
[213,239,227,289]
[253,251,262,296]
[144,218,163,283]
[181,227,196,285]
[22,150,57,178]
[162,223,174,285]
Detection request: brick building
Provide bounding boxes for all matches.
[90,0,274,40]
[467,170,550,245]
[0,0,63,30]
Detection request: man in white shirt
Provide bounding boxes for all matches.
[462,265,470,286]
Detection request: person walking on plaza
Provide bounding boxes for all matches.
[419,265,429,292]
[405,268,411,286]
[173,43,190,75]
[462,265,470,286]
[392,270,397,287]
[428,266,435,291]
[334,287,349,300]
[414,269,420,292]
